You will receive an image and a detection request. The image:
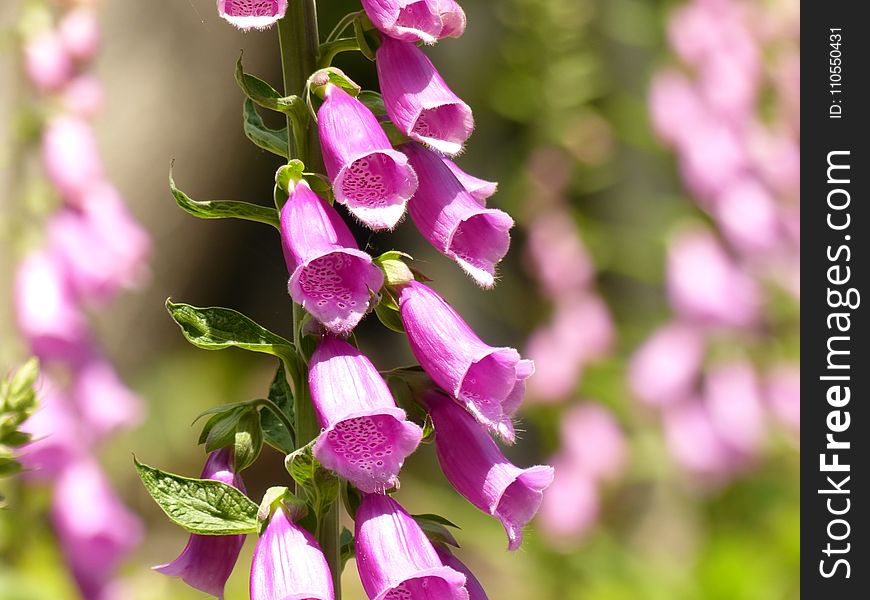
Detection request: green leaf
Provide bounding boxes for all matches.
[285,442,340,527]
[200,406,246,451]
[309,67,362,99]
[357,90,386,116]
[375,300,405,334]
[261,363,295,454]
[170,167,279,229]
[166,300,297,368]
[233,408,263,472]
[134,457,258,535]
[353,17,378,62]
[340,527,355,570]
[235,55,301,114]
[1,358,39,414]
[412,513,461,548]
[421,414,435,443]
[373,251,415,286]
[243,99,289,158]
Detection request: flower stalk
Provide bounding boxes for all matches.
[277,3,342,595]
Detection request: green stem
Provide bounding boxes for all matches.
[278,5,341,596]
[318,38,361,68]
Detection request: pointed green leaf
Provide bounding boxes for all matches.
[285,442,340,526]
[170,168,279,229]
[134,457,258,535]
[200,406,246,450]
[166,301,297,368]
[374,300,405,334]
[412,513,461,548]
[235,55,301,114]
[340,527,355,570]
[233,408,263,471]
[261,363,295,454]
[243,99,289,158]
[357,91,386,116]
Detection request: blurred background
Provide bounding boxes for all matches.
[1,0,799,599]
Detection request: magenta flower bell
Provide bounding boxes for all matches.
[434,546,489,600]
[318,84,417,230]
[310,335,423,493]
[443,158,498,204]
[217,0,288,30]
[250,505,334,600]
[377,37,474,155]
[280,180,384,334]
[355,493,470,600]
[361,0,466,44]
[154,449,246,599]
[399,281,533,442]
[423,391,554,550]
[401,143,513,288]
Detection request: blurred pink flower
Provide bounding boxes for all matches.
[766,364,800,434]
[714,177,782,256]
[62,75,105,119]
[703,360,765,456]
[24,30,73,92]
[536,462,599,544]
[662,399,742,478]
[648,70,705,147]
[41,116,104,204]
[14,250,90,362]
[58,7,101,62]
[52,458,143,600]
[667,228,761,329]
[19,377,84,479]
[677,120,748,205]
[629,321,705,408]
[72,357,143,438]
[559,403,626,481]
[525,211,594,298]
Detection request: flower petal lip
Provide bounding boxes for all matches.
[377,37,474,156]
[354,493,469,600]
[398,281,532,443]
[400,143,512,288]
[216,0,288,30]
[443,158,498,204]
[424,390,554,550]
[361,0,443,44]
[309,336,422,493]
[434,546,488,600]
[318,85,418,230]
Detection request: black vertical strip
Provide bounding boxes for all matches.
[803,2,869,597]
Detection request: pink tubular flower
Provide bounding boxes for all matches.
[667,228,761,330]
[361,0,465,44]
[355,493,469,600]
[536,461,599,544]
[14,250,89,362]
[424,391,554,551]
[309,336,423,493]
[318,84,417,230]
[19,378,83,480]
[434,547,489,600]
[398,281,533,443]
[559,404,625,482]
[155,450,247,599]
[48,183,151,304]
[52,458,143,600]
[250,506,334,600]
[525,211,594,298]
[58,8,101,62]
[41,116,104,204]
[24,30,73,92]
[279,180,384,334]
[443,158,498,204]
[628,321,705,408]
[216,0,288,30]
[377,38,474,155]
[401,143,513,287]
[72,356,143,439]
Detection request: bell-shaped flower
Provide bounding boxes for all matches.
[52,458,143,600]
[14,250,90,362]
[309,335,422,493]
[19,377,84,480]
[62,75,105,119]
[401,143,513,287]
[58,7,101,62]
[216,0,288,30]
[72,355,143,438]
[355,493,469,600]
[377,38,474,155]
[155,449,247,599]
[443,158,497,204]
[423,391,554,550]
[48,183,151,304]
[434,546,489,600]
[280,180,384,334]
[628,321,705,408]
[361,0,466,44]
[398,280,532,443]
[318,84,417,230]
[24,29,73,92]
[250,505,334,600]
[41,116,104,205]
